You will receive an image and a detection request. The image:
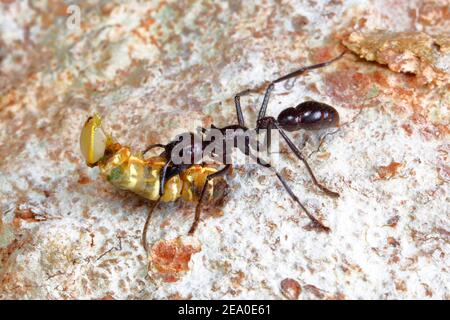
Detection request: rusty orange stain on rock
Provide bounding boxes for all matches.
[377,161,403,180]
[371,70,390,88]
[324,67,372,108]
[387,236,400,247]
[77,171,91,185]
[311,46,335,63]
[422,283,433,297]
[149,236,201,282]
[401,123,413,136]
[386,215,400,228]
[98,293,115,300]
[395,280,407,292]
[101,3,115,16]
[13,208,48,224]
[0,239,22,265]
[280,278,302,300]
[303,284,325,299]
[231,271,245,289]
[167,292,192,300]
[417,1,450,27]
[140,17,156,29]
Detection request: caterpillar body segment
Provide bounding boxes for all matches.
[98,146,220,203]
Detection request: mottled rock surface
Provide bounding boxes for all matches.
[343,31,450,85]
[0,0,448,299]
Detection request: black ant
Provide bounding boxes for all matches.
[80,52,345,252]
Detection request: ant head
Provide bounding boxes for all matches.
[80,113,111,166]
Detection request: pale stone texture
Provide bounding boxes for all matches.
[0,0,448,299]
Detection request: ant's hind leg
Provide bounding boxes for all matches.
[250,153,330,231]
[274,122,339,198]
[273,169,330,232]
[142,198,161,253]
[188,164,231,235]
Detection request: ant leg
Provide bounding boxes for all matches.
[142,144,165,155]
[142,198,161,253]
[255,122,273,165]
[273,169,330,232]
[159,159,173,196]
[253,156,330,232]
[272,51,346,84]
[264,121,273,156]
[257,52,346,120]
[273,122,339,198]
[257,82,275,121]
[234,89,251,126]
[188,164,231,235]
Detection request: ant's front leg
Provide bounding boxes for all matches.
[160,162,195,197]
[234,89,253,126]
[188,164,231,235]
[234,87,270,126]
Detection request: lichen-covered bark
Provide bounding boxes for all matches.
[0,0,448,299]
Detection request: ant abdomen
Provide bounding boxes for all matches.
[277,101,339,131]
